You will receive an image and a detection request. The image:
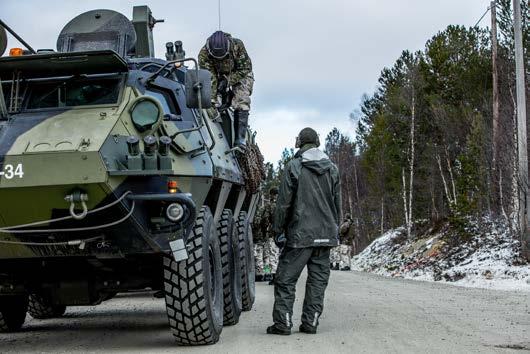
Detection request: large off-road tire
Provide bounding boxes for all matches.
[218,209,242,326]
[28,294,66,319]
[236,211,255,311]
[0,295,28,332]
[163,206,223,346]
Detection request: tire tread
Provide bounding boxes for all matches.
[28,294,66,319]
[163,207,222,345]
[237,211,255,311]
[218,209,241,325]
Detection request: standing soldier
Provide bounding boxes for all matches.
[253,187,279,282]
[262,187,279,284]
[338,213,355,270]
[252,202,267,282]
[268,127,341,335]
[198,31,254,147]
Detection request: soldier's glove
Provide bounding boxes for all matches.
[217,102,231,112]
[217,79,229,95]
[274,234,286,249]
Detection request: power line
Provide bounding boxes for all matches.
[218,0,222,30]
[474,5,492,27]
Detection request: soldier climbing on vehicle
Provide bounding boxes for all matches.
[198,31,254,148]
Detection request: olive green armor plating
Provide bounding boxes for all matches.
[0,6,259,345]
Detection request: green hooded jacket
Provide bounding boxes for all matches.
[273,145,341,248]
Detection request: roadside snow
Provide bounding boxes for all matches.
[351,217,530,292]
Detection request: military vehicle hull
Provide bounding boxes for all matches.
[0,6,261,345]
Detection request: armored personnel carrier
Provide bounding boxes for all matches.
[0,6,261,345]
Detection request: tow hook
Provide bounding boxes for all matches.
[65,190,89,220]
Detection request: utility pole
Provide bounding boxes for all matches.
[491,1,500,210]
[513,0,529,259]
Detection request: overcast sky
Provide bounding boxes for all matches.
[1,0,491,164]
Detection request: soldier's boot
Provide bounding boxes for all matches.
[266,324,291,335]
[268,273,275,286]
[234,109,249,147]
[299,322,317,334]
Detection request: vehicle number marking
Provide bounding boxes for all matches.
[0,164,24,179]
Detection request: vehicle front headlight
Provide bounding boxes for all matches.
[166,203,185,222]
[130,98,160,132]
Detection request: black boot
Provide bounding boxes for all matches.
[299,323,317,334]
[234,109,249,147]
[266,324,291,335]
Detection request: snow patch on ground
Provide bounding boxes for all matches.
[351,217,530,292]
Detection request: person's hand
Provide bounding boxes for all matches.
[217,102,231,112]
[274,234,286,248]
[217,79,229,94]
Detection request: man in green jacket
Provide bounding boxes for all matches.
[267,127,341,335]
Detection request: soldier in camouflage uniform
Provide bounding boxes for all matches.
[253,187,279,282]
[254,243,265,281]
[198,31,254,147]
[262,188,279,284]
[333,213,355,271]
[253,203,267,282]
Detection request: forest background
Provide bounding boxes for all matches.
[261,0,529,254]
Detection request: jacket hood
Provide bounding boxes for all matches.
[301,148,333,175]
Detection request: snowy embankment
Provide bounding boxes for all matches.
[351,217,530,292]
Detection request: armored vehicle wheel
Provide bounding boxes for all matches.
[237,211,256,311]
[0,295,28,332]
[28,294,66,319]
[163,206,223,346]
[218,209,242,326]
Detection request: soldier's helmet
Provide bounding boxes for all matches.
[269,187,279,197]
[295,127,320,148]
[206,31,230,59]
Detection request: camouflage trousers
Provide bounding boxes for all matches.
[263,238,280,274]
[254,243,265,275]
[232,73,254,111]
[330,244,352,270]
[254,238,280,276]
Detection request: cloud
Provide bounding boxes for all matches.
[252,108,355,164]
[0,0,491,164]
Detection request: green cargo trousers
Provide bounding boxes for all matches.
[272,246,331,330]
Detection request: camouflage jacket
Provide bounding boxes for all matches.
[198,33,253,99]
[253,199,276,243]
[339,219,355,244]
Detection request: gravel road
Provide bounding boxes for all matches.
[1,271,528,353]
